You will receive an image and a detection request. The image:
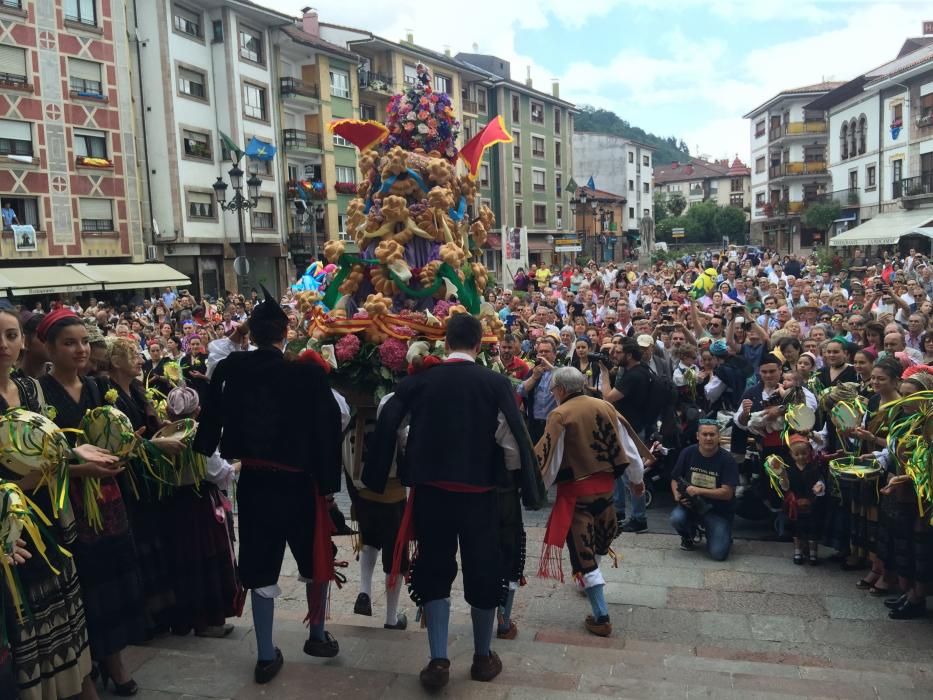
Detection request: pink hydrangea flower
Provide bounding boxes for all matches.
[433,300,452,318]
[335,333,361,362]
[378,338,409,373]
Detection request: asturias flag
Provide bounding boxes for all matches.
[459,116,512,178]
[244,136,276,161]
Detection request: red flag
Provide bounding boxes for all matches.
[459,116,512,178]
[327,119,388,152]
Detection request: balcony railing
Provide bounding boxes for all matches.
[358,70,393,93]
[814,188,860,206]
[769,121,827,140]
[894,173,933,199]
[462,99,479,114]
[282,129,322,150]
[768,161,827,178]
[279,77,319,100]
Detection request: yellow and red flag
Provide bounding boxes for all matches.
[458,116,512,178]
[327,119,389,152]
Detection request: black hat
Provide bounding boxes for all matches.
[251,284,288,326]
[759,352,783,368]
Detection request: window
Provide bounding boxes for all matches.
[920,93,933,123]
[1,196,40,230]
[74,128,107,159]
[532,169,545,192]
[530,101,544,124]
[173,4,201,38]
[433,74,449,94]
[554,108,561,134]
[212,19,223,42]
[755,156,765,174]
[643,154,650,167]
[187,191,214,219]
[80,198,113,232]
[533,203,546,225]
[251,196,274,230]
[64,0,96,26]
[479,163,489,187]
[514,202,523,227]
[531,135,544,158]
[511,94,520,122]
[729,193,743,208]
[0,118,31,156]
[335,165,356,184]
[238,26,263,64]
[513,166,522,194]
[891,102,903,124]
[512,130,520,158]
[248,156,271,176]
[330,69,350,99]
[361,103,376,121]
[403,64,418,85]
[477,87,486,112]
[177,66,206,100]
[849,170,858,190]
[731,177,743,192]
[333,134,351,147]
[627,180,633,192]
[0,45,28,86]
[755,119,765,137]
[337,214,346,235]
[555,173,561,196]
[628,207,634,219]
[555,141,561,167]
[628,151,634,163]
[755,191,765,207]
[243,82,266,120]
[556,204,563,229]
[69,58,103,97]
[182,129,211,160]
[643,182,650,194]
[867,165,876,188]
[287,164,300,182]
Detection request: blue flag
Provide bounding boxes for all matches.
[586,175,595,190]
[244,136,276,161]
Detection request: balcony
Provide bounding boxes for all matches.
[894,173,933,207]
[0,71,29,91]
[768,161,827,179]
[282,129,322,152]
[814,188,860,206]
[462,99,479,114]
[358,70,393,95]
[769,121,827,141]
[918,112,933,129]
[279,77,319,102]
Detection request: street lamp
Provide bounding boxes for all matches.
[214,163,261,292]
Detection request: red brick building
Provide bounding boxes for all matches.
[0,0,143,265]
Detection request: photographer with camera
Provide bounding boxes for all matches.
[517,336,559,443]
[669,420,739,560]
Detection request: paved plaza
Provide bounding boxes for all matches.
[115,525,933,699]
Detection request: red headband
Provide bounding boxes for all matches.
[35,309,79,343]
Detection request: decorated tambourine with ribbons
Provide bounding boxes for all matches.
[77,406,140,530]
[0,408,72,516]
[0,480,72,624]
[828,457,883,501]
[763,455,791,497]
[153,418,206,486]
[784,404,815,433]
[880,389,933,520]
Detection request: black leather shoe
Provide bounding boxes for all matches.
[254,648,283,684]
[621,519,648,533]
[304,631,340,657]
[353,592,372,616]
[884,594,908,610]
[889,599,927,620]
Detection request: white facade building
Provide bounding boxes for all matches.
[572,131,654,236]
[131,0,290,296]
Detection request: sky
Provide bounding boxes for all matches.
[258,1,927,164]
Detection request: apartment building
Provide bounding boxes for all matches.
[653,157,751,213]
[572,132,653,253]
[0,0,145,270]
[131,0,290,297]
[810,36,933,252]
[744,82,842,251]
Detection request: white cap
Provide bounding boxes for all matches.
[636,334,653,348]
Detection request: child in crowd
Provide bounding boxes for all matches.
[786,435,826,565]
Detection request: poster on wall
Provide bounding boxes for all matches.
[12,224,36,252]
[501,226,528,287]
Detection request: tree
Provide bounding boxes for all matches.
[656,215,687,241]
[653,191,670,224]
[804,202,841,243]
[714,206,748,242]
[684,200,718,241]
[668,192,687,217]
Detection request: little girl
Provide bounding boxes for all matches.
[786,435,826,565]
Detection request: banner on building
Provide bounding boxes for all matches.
[501,226,528,287]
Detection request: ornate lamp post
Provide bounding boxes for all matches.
[213,163,262,293]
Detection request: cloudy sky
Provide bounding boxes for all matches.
[259,1,925,163]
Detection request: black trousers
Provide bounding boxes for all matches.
[410,486,504,609]
[498,487,525,583]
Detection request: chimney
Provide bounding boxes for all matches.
[472,42,479,52]
[405,29,413,43]
[444,45,451,57]
[301,6,319,37]
[525,65,532,88]
[551,79,559,98]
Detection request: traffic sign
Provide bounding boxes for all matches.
[672,227,685,239]
[233,256,250,276]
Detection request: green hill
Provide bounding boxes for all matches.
[574,106,691,167]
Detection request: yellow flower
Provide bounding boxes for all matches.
[104,389,119,405]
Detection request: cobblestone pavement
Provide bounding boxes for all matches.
[118,527,933,699]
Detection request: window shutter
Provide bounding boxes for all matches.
[0,46,26,76]
[70,58,100,81]
[254,197,272,214]
[74,128,105,140]
[0,119,31,141]
[81,198,112,219]
[189,192,212,205]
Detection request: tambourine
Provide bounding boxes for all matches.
[0,408,71,514]
[785,404,815,432]
[831,401,863,433]
[829,458,882,484]
[155,418,205,486]
[764,455,791,495]
[153,419,196,445]
[78,406,137,458]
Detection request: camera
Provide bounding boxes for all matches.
[660,324,674,333]
[588,351,612,367]
[676,478,712,515]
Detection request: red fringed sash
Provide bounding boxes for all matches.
[784,491,799,522]
[305,483,336,625]
[387,488,416,590]
[538,472,615,582]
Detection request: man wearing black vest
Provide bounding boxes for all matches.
[364,314,544,691]
[193,286,343,684]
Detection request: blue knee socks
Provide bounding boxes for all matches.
[250,591,275,662]
[424,598,450,660]
[498,587,516,632]
[471,606,496,657]
[307,583,327,641]
[584,584,609,620]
